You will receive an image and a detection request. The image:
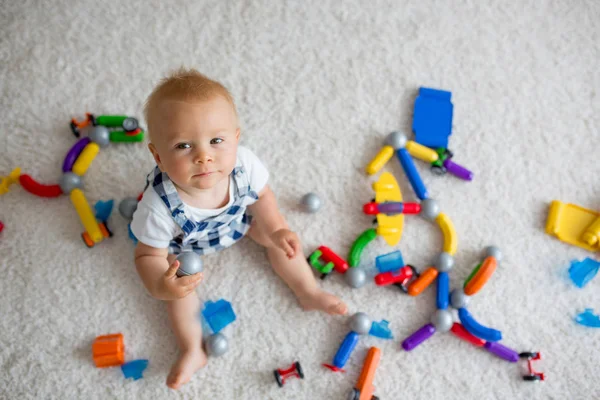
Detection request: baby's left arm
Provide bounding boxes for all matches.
[248,185,300,257]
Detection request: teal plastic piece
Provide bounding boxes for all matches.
[569,258,600,288]
[94,200,114,223]
[369,319,393,339]
[575,309,600,328]
[202,299,236,334]
[121,359,148,380]
[375,251,404,274]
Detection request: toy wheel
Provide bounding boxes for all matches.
[274,370,283,387]
[394,282,409,293]
[82,233,94,248]
[407,264,419,277]
[295,361,304,379]
[519,352,538,359]
[523,375,541,381]
[372,218,378,225]
[444,149,454,159]
[122,117,139,132]
[70,121,80,138]
[431,165,446,176]
[320,273,328,280]
[347,389,360,400]
[90,114,97,126]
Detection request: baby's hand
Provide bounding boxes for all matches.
[270,229,301,259]
[160,260,204,299]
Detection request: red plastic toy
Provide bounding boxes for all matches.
[274,361,304,387]
[374,265,418,292]
[308,246,349,279]
[520,352,544,381]
[0,221,4,233]
[18,174,63,198]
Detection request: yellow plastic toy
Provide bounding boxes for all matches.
[365,145,394,175]
[0,167,21,195]
[405,141,439,163]
[582,216,600,247]
[546,200,600,252]
[70,188,104,244]
[373,172,404,246]
[436,213,458,255]
[72,142,100,176]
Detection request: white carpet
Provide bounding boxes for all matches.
[1,0,599,399]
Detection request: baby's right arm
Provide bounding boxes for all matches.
[134,243,203,301]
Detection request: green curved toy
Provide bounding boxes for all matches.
[348,228,377,267]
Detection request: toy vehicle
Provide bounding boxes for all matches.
[519,352,544,381]
[274,361,304,387]
[374,265,418,293]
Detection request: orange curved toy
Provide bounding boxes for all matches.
[408,267,438,296]
[464,256,497,295]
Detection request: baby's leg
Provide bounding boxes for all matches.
[165,256,208,389]
[247,221,347,315]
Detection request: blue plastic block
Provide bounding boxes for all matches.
[332,331,359,369]
[396,148,428,200]
[568,258,600,288]
[128,224,138,245]
[436,272,449,310]
[121,359,149,380]
[412,87,453,148]
[375,251,404,273]
[575,309,600,328]
[369,319,393,339]
[202,299,236,334]
[94,199,114,223]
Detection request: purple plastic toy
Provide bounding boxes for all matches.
[443,159,474,181]
[62,137,91,172]
[483,342,519,363]
[402,324,436,351]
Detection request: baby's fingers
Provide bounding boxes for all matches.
[178,272,204,288]
[165,260,180,278]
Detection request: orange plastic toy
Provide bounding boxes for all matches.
[464,256,497,296]
[408,267,438,296]
[92,333,125,368]
[349,347,381,400]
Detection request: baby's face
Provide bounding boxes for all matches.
[149,96,240,192]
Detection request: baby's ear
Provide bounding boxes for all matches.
[148,143,164,171]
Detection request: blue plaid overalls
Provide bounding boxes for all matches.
[146,164,259,255]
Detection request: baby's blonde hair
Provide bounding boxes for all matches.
[144,68,237,139]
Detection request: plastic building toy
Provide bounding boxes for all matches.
[92,333,125,368]
[375,251,404,273]
[119,197,139,220]
[546,200,600,252]
[363,201,421,215]
[121,359,149,380]
[2,115,144,247]
[582,216,600,247]
[430,147,474,181]
[205,333,229,357]
[519,352,545,381]
[412,87,453,149]
[300,192,321,213]
[374,266,418,292]
[345,267,368,288]
[201,299,236,334]
[175,252,204,277]
[0,221,4,234]
[323,331,360,372]
[575,309,600,328]
[94,200,114,224]
[483,342,519,362]
[274,361,304,387]
[349,228,377,267]
[368,320,393,339]
[568,258,600,288]
[348,347,381,400]
[308,246,348,278]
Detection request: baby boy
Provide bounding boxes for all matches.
[131,68,347,389]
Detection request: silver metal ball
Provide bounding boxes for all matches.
[430,309,453,332]
[300,193,321,213]
[176,252,203,277]
[205,333,228,357]
[119,197,139,220]
[420,199,440,221]
[485,246,502,262]
[385,131,407,150]
[345,267,367,288]
[349,312,372,335]
[59,172,82,194]
[450,289,470,309]
[435,252,454,272]
[87,126,111,148]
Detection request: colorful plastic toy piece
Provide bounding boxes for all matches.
[450,323,485,347]
[363,201,421,215]
[121,359,149,380]
[109,130,144,143]
[176,252,203,277]
[201,299,236,334]
[568,258,600,288]
[274,361,304,387]
[349,347,381,400]
[407,267,438,296]
[94,200,114,223]
[443,158,473,181]
[345,267,368,288]
[0,167,22,196]
[436,272,449,309]
[92,333,125,368]
[412,87,453,149]
[519,352,545,381]
[323,331,359,372]
[63,138,91,172]
[575,308,600,328]
[405,140,439,163]
[72,142,100,176]
[70,188,107,246]
[483,342,519,363]
[308,246,348,277]
[402,323,436,351]
[375,251,404,273]
[464,256,497,295]
[373,172,405,246]
[582,216,600,247]
[369,320,393,340]
[365,145,394,175]
[349,228,377,267]
[458,308,502,342]
[205,333,229,357]
[70,113,96,137]
[396,148,428,200]
[300,192,321,213]
[546,200,600,252]
[435,213,457,255]
[0,221,3,233]
[18,174,62,198]
[374,265,417,292]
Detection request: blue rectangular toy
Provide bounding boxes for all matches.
[412,87,453,149]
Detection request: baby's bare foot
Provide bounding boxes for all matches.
[298,288,348,315]
[166,348,208,390]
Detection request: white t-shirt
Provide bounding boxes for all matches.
[131,145,269,249]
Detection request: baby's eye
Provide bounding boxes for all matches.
[175,143,191,150]
[210,138,224,145]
